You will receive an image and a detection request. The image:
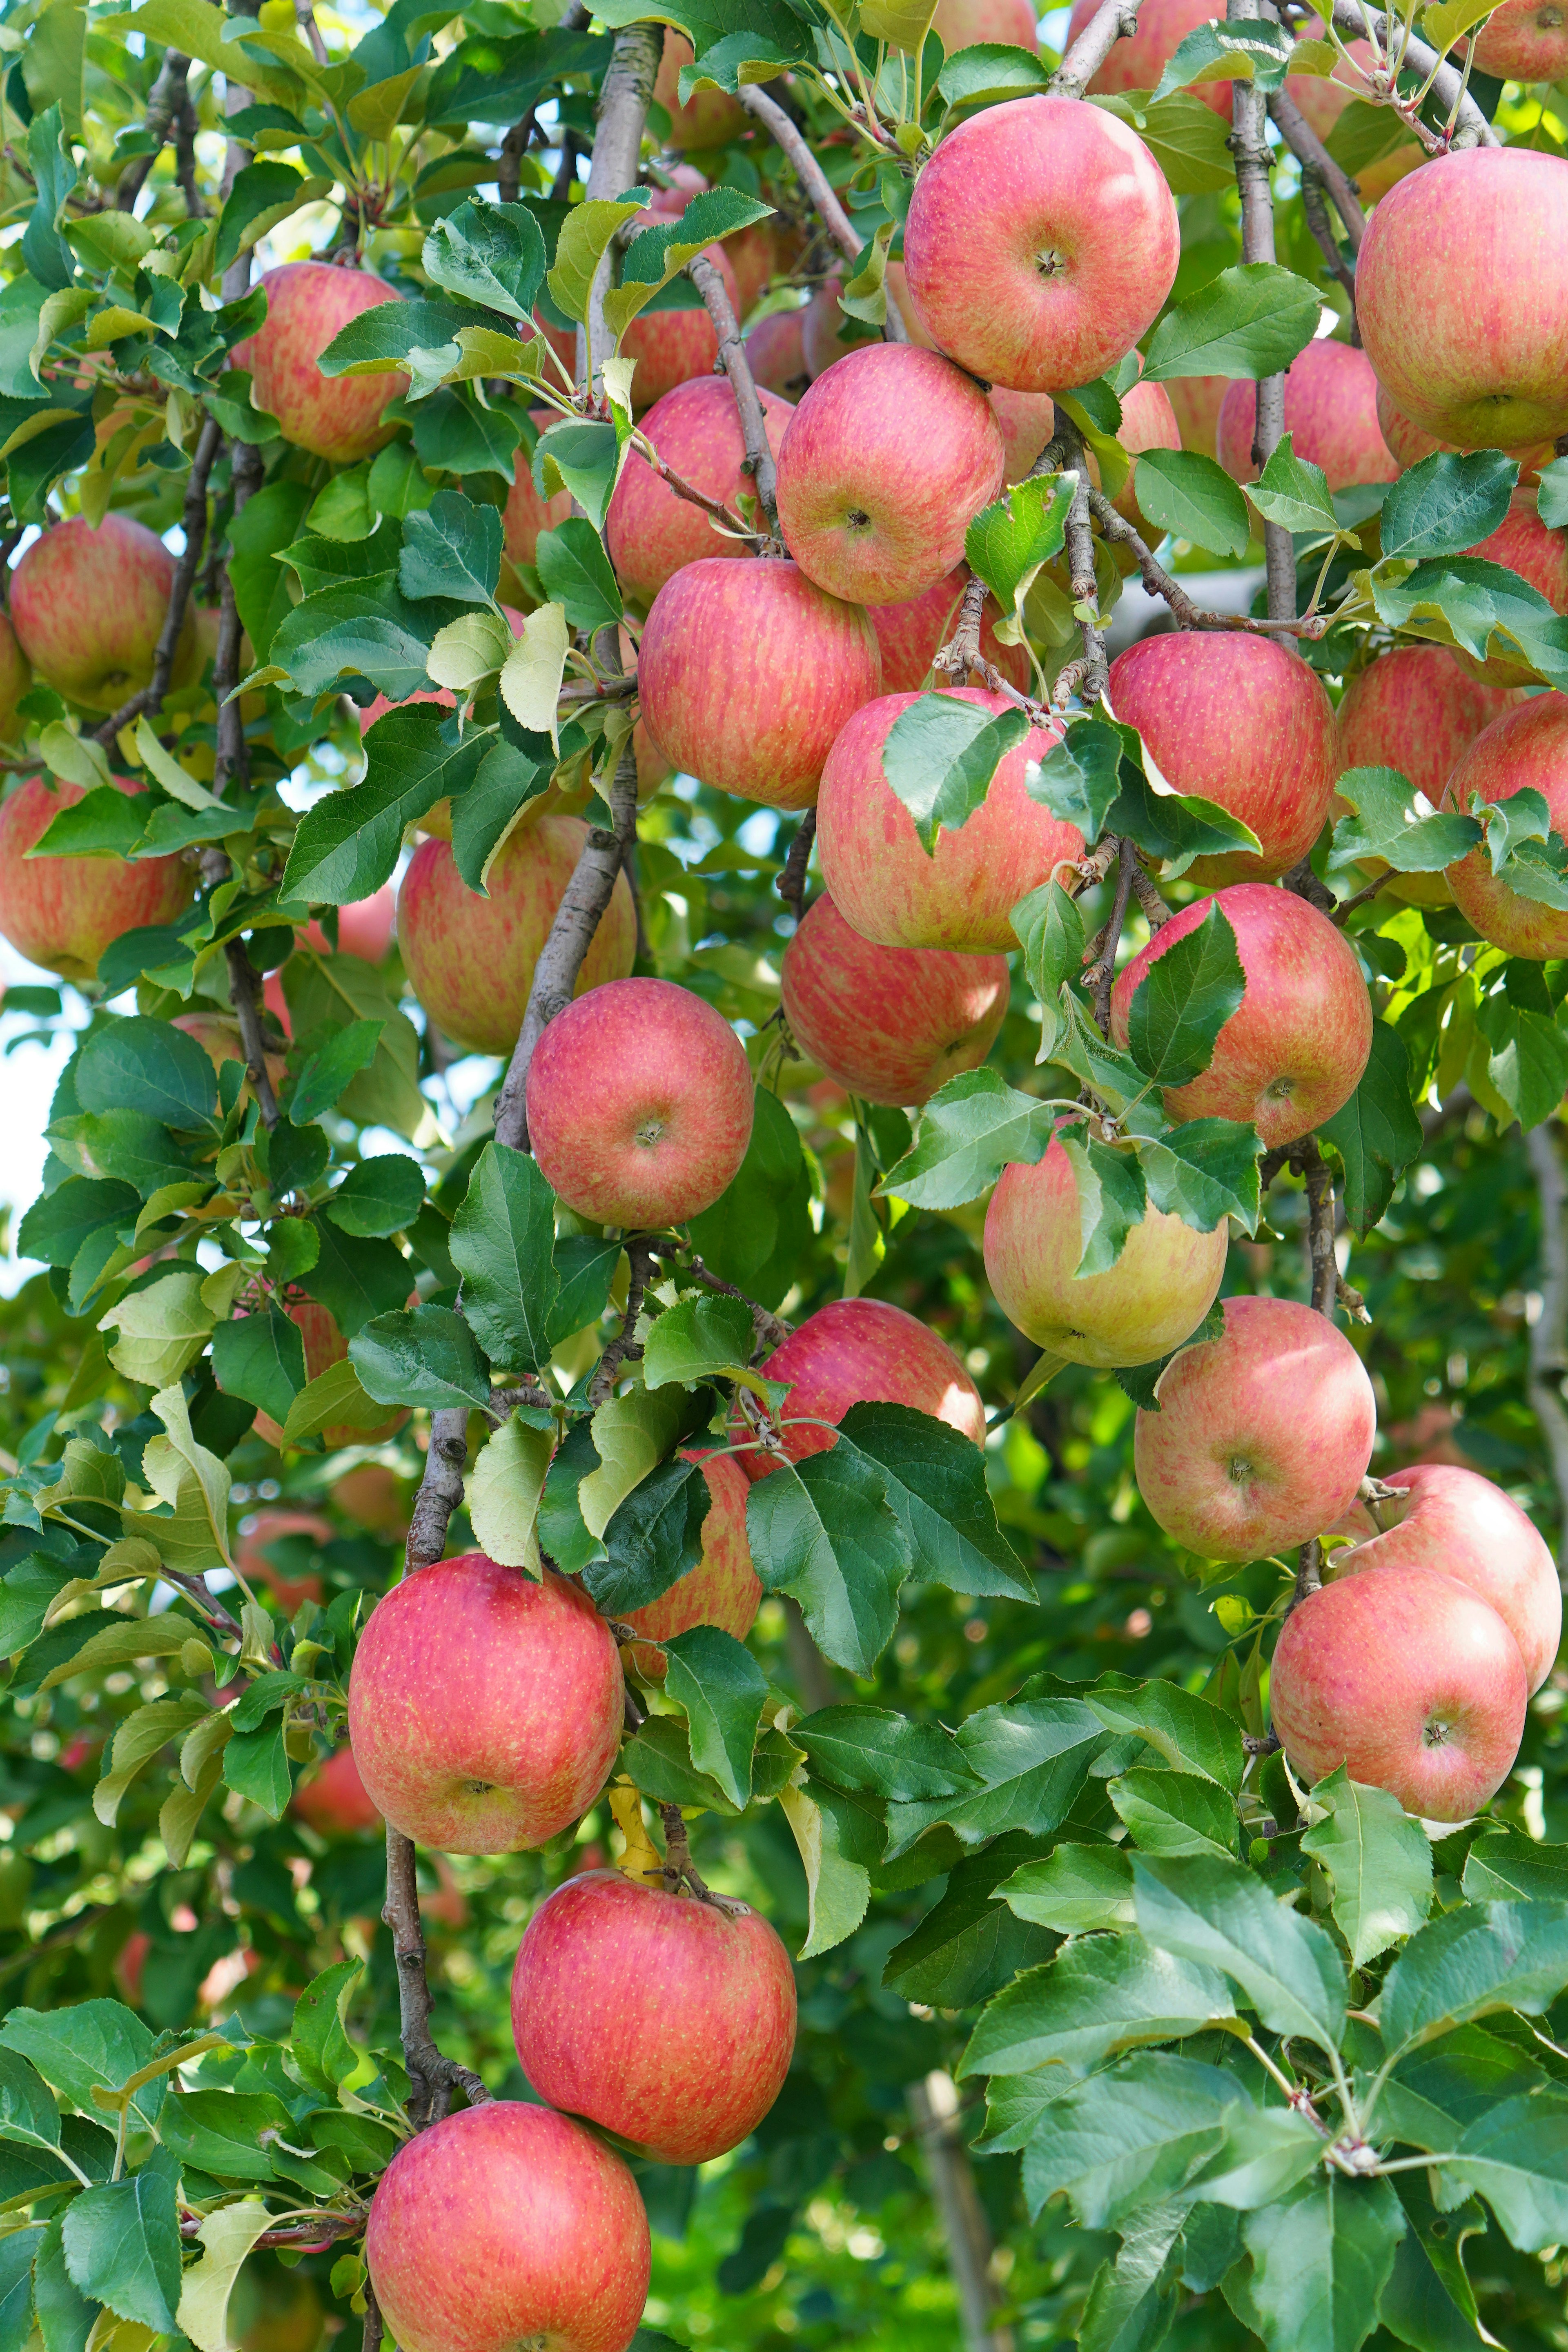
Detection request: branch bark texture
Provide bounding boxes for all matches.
[1526,1124,1568,1533]
[579,23,664,391]
[1228,0,1294,626]
[1049,0,1144,99]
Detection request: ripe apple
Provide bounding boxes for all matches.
[741,1296,985,1480]
[251,1299,407,1450]
[989,378,1180,544]
[1283,26,1377,140]
[620,243,743,415]
[1109,883,1373,1147]
[606,376,795,606]
[902,96,1179,392]
[512,1868,796,2163]
[1131,1294,1376,1560]
[1065,0,1232,112]
[1163,375,1228,461]
[725,222,780,318]
[1270,1563,1528,1820]
[1472,0,1568,80]
[349,1556,624,1852]
[526,976,755,1228]
[618,1448,762,1680]
[1357,149,1568,448]
[330,1461,408,1538]
[816,686,1080,952]
[239,261,405,463]
[1218,339,1399,493]
[800,264,933,378]
[1328,1462,1560,1694]
[172,1013,288,1100]
[0,614,30,742]
[638,557,882,811]
[982,1133,1229,1368]
[935,0,1038,47]
[988,385,1058,484]
[775,346,1006,608]
[782,892,1010,1105]
[1373,383,1551,479]
[653,29,746,147]
[235,1506,331,1611]
[1106,633,1339,885]
[366,2101,650,2352]
[1448,490,1568,686]
[11,515,202,715]
[504,436,573,572]
[398,813,637,1056]
[292,1745,381,1836]
[0,774,192,983]
[745,306,810,397]
[1334,645,1521,908]
[868,565,1030,693]
[1444,693,1568,957]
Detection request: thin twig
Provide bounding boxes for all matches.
[1229,0,1295,627]
[1267,84,1365,253]
[1087,844,1134,1033]
[653,1247,793,1353]
[498,110,537,205]
[1081,483,1327,637]
[1329,0,1498,147]
[214,442,264,799]
[688,254,780,534]
[405,1410,470,1573]
[737,86,862,266]
[655,1803,748,1913]
[934,574,989,682]
[637,435,762,546]
[1049,0,1146,98]
[1302,1135,1338,1315]
[587,1238,657,1406]
[1049,415,1108,706]
[94,414,223,746]
[293,0,330,66]
[383,1829,492,2129]
[1296,163,1359,332]
[778,808,816,926]
[1128,865,1172,932]
[117,51,193,209]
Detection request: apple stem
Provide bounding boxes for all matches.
[657,1803,749,1914]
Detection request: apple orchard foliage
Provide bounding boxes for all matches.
[6,0,1568,2348]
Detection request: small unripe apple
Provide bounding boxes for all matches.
[11,515,202,715]
[618,1448,762,1680]
[741,1296,984,1481]
[0,775,192,983]
[782,893,1010,1106]
[238,261,404,462]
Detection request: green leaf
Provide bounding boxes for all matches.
[1538,454,1568,531]
[535,517,624,633]
[324,1154,426,1239]
[1247,432,1339,539]
[884,1697,1107,1855]
[177,2198,275,2352]
[662,1624,767,1808]
[287,1020,385,1125]
[61,2171,182,2334]
[745,1443,912,1676]
[1149,11,1294,99]
[1125,903,1244,1091]
[270,575,462,704]
[687,1089,810,1315]
[548,1232,622,1346]
[1370,556,1568,693]
[1300,1768,1434,1966]
[936,39,1050,103]
[999,1842,1136,1935]
[18,1177,139,1270]
[1105,761,1262,883]
[961,1931,1234,2078]
[1129,449,1252,559]
[23,107,78,292]
[1379,449,1519,561]
[547,193,650,326]
[223,1718,292,1819]
[533,420,624,536]
[75,1018,216,1129]
[642,1293,756,1390]
[836,1400,1033,1601]
[1021,2052,1244,2226]
[621,1710,738,1816]
[1133,1855,1347,2053]
[878,1067,1056,1210]
[1057,1125,1148,1276]
[34,2211,95,2352]
[0,2004,162,2126]
[36,1615,209,1694]
[1379,1900,1568,2056]
[0,2048,60,2154]
[1475,985,1568,1131]
[1133,1115,1263,1236]
[1242,2172,1406,2352]
[963,474,1074,638]
[1462,1830,1568,1904]
[581,1455,712,1617]
[791,1706,977,1801]
[211,1305,306,1430]
[1319,1019,1423,1236]
[1328,766,1482,878]
[158,2087,287,2181]
[301,1216,414,1336]
[608,187,774,340]
[423,194,546,321]
[282,1355,392,1446]
[1109,1768,1238,1859]
[349,1304,492,1410]
[777,1779,878,1958]
[882,1834,1055,2007]
[215,158,327,275]
[317,293,494,378]
[1078,1675,1244,1788]
[449,1142,559,1378]
[1142,263,1322,385]
[398,488,502,604]
[878,693,1030,856]
[1443,2096,1568,2251]
[1076,2211,1183,2352]
[468,1410,553,1573]
[1378,2176,1489,2352]
[293,1958,363,2091]
[1012,879,1087,1065]
[450,742,552,894]
[1026,717,1124,842]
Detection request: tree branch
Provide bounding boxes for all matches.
[117,51,193,210]
[1047,414,1108,706]
[1085,845,1134,1033]
[1526,1124,1568,1530]
[578,24,664,392]
[405,1410,471,1574]
[1080,482,1328,637]
[1229,0,1295,627]
[906,2072,1013,2352]
[587,1236,657,1407]
[383,1825,492,2129]
[738,86,862,266]
[688,253,780,533]
[1328,0,1499,149]
[94,413,223,747]
[1051,0,1145,96]
[1267,84,1365,253]
[1302,1134,1337,1315]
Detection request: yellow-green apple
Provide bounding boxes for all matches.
[291,1744,381,1835]
[0,774,192,982]
[1472,0,1568,80]
[606,376,794,605]
[617,1448,762,1679]
[740,1296,984,1480]
[868,565,1030,692]
[1447,490,1568,686]
[251,1299,407,1449]
[1106,633,1339,885]
[0,614,29,742]
[1444,693,1568,956]
[349,1555,624,1852]
[935,0,1038,49]
[620,244,744,415]
[1065,0,1232,111]
[512,1868,796,2163]
[1164,375,1229,461]
[504,431,572,571]
[1218,339,1399,492]
[1334,646,1521,908]
[902,96,1179,391]
[330,1461,408,1537]
[366,2102,650,2352]
[239,261,404,462]
[782,892,1009,1105]
[816,686,1080,951]
[1357,149,1568,448]
[398,813,637,1054]
[172,1012,288,1102]
[653,28,746,146]
[775,346,1006,607]
[983,1132,1228,1367]
[1327,1462,1560,1693]
[1131,1294,1376,1559]
[1374,383,1552,479]
[745,306,810,397]
[1109,884,1373,1147]
[1269,1562,1528,1819]
[526,976,755,1227]
[236,1506,331,1611]
[638,557,882,810]
[11,515,201,714]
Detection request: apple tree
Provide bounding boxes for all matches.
[2,0,1568,2346]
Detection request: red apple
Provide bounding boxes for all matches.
[513,1869,795,2163]
[1444,693,1568,957]
[620,244,743,414]
[653,29,747,147]
[1329,1462,1560,1694]
[869,564,1030,693]
[902,96,1180,392]
[745,306,810,397]
[740,1296,984,1481]
[782,893,1010,1105]
[1283,27,1377,140]
[606,376,794,606]
[800,264,933,379]
[775,346,1006,608]
[1472,0,1568,81]
[1270,1564,1528,1819]
[172,1013,288,1100]
[0,775,192,983]
[1109,883,1373,1147]
[638,558,882,811]
[1334,645,1521,908]
[618,1448,762,1679]
[11,515,201,715]
[525,976,755,1228]
[398,813,637,1056]
[982,1134,1229,1368]
[1131,1295,1376,1561]
[330,1461,409,1538]
[349,1556,624,1852]
[366,2102,650,2352]
[0,613,31,742]
[292,1746,381,1836]
[1106,633,1339,885]
[1357,149,1568,448]
[1065,0,1232,110]
[816,686,1080,952]
[236,1507,331,1611]
[1448,489,1568,686]
[1218,339,1399,493]
[239,261,405,463]
[504,433,573,571]
[1164,375,1229,461]
[935,0,1038,48]
[251,1299,407,1450]
[988,385,1058,484]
